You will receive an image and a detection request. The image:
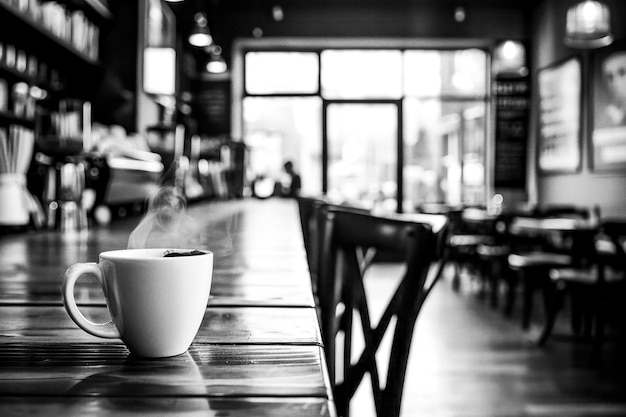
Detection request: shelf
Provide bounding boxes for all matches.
[0,61,34,85]
[0,62,28,83]
[82,0,112,21]
[0,110,35,128]
[0,1,100,67]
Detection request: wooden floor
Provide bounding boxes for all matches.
[348,257,626,416]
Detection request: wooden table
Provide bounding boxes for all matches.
[0,199,336,416]
[509,216,600,253]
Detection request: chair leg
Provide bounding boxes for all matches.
[503,266,517,317]
[476,258,488,300]
[538,280,566,346]
[491,257,508,309]
[451,262,461,292]
[589,287,606,364]
[432,257,448,288]
[540,278,555,319]
[521,270,533,330]
[483,258,499,308]
[569,286,584,336]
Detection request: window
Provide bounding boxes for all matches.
[243,97,322,195]
[404,49,487,98]
[321,50,403,99]
[245,52,319,94]
[241,47,490,209]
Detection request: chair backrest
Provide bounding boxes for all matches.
[296,196,323,277]
[297,196,370,297]
[597,219,626,273]
[318,206,439,417]
[533,204,591,219]
[509,206,597,257]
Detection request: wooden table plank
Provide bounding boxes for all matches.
[0,344,330,398]
[0,397,336,417]
[0,269,315,307]
[209,282,315,307]
[0,305,322,345]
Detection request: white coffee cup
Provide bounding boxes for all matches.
[62,248,213,358]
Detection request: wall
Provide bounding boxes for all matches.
[530,0,626,217]
[93,0,165,134]
[92,0,138,132]
[211,1,535,65]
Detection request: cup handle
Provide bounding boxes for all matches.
[62,262,120,339]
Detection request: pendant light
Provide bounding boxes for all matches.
[564,0,613,49]
[188,12,213,47]
[493,40,528,77]
[206,45,227,74]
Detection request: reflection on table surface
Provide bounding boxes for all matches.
[0,199,336,417]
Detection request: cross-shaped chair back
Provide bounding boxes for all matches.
[318,206,439,417]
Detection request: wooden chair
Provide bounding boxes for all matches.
[474,211,519,310]
[318,206,440,417]
[296,195,326,293]
[297,196,371,300]
[434,207,494,292]
[538,219,626,357]
[506,206,592,330]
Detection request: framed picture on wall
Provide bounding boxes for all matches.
[143,0,177,96]
[592,42,626,171]
[537,56,582,173]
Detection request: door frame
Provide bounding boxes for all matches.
[322,99,404,212]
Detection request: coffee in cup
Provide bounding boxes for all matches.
[62,248,213,358]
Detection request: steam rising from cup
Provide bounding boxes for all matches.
[127,186,205,250]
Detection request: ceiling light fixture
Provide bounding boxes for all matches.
[454,6,466,23]
[206,45,227,74]
[493,40,528,77]
[272,5,284,22]
[564,0,613,49]
[188,12,213,47]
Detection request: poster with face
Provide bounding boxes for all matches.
[593,44,626,170]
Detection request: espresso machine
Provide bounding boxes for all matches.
[41,157,88,232]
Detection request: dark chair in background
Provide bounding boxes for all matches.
[474,211,519,310]
[506,205,594,330]
[318,206,440,417]
[539,219,626,358]
[433,206,494,292]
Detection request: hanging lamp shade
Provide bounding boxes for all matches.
[565,0,613,49]
[493,40,528,76]
[206,45,227,73]
[188,12,213,47]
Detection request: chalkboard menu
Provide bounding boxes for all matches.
[196,79,231,135]
[494,76,529,189]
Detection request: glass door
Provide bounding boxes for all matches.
[324,101,401,212]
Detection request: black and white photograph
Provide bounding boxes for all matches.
[593,43,626,170]
[1,1,626,417]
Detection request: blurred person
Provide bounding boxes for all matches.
[279,160,301,197]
